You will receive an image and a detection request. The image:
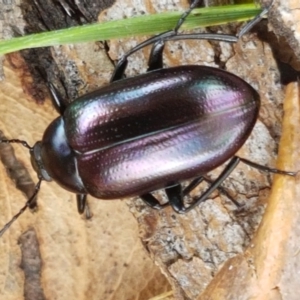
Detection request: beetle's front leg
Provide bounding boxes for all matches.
[76,194,92,218]
[48,82,67,115]
[76,194,87,214]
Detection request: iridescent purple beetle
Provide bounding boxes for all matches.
[0,0,294,236]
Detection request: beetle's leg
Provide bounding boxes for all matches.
[183,176,205,195]
[76,194,92,218]
[111,31,238,83]
[48,82,67,115]
[165,0,274,44]
[178,152,296,213]
[202,176,242,207]
[191,154,297,210]
[140,176,240,212]
[147,0,202,72]
[166,178,212,212]
[237,0,275,39]
[166,157,239,213]
[111,0,273,81]
[185,157,240,212]
[111,0,202,80]
[182,175,242,207]
[238,157,297,176]
[141,167,243,212]
[76,194,87,214]
[147,41,165,71]
[140,193,169,210]
[84,201,92,219]
[33,67,68,115]
[165,184,185,213]
[110,32,174,82]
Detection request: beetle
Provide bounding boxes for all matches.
[0,0,295,236]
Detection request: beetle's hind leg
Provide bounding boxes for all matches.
[184,156,297,213]
[201,176,242,208]
[238,157,296,176]
[139,157,241,213]
[166,157,240,213]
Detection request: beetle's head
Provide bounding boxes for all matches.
[0,125,86,237]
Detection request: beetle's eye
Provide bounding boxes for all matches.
[31,142,52,182]
[33,142,42,160]
[40,168,52,182]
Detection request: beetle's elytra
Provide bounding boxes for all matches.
[41,66,259,199]
[0,0,295,236]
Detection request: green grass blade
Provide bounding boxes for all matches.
[0,4,261,55]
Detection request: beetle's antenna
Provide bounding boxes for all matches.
[0,139,33,150]
[0,138,40,237]
[0,178,43,237]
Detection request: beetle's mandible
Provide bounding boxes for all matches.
[0,0,295,236]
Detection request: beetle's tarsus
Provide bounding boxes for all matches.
[238,157,297,177]
[238,0,275,38]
